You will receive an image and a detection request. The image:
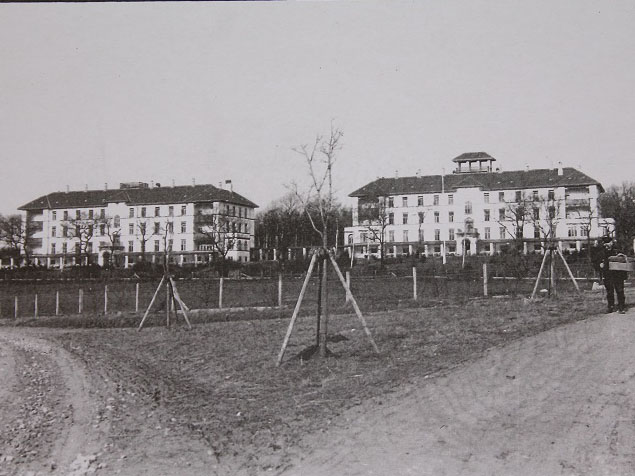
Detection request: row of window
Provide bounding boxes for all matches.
[51,209,106,221]
[51,238,251,255]
[50,204,251,221]
[385,206,557,226]
[50,220,251,238]
[385,189,558,209]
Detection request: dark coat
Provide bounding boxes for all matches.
[599,244,628,281]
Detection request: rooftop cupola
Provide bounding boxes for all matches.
[452,152,496,174]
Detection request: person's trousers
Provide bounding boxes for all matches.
[605,277,626,310]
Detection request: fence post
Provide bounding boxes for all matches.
[345,271,351,303]
[14,296,18,319]
[104,285,108,314]
[79,289,83,314]
[135,282,140,313]
[34,294,38,319]
[219,277,224,309]
[56,290,60,316]
[483,263,488,297]
[277,274,283,308]
[413,267,417,300]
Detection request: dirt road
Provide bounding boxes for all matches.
[283,310,635,476]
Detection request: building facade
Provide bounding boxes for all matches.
[18,181,258,268]
[345,152,613,258]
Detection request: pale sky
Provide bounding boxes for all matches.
[1,0,634,215]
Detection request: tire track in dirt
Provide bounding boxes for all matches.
[282,310,635,476]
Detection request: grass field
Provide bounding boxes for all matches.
[11,292,608,474]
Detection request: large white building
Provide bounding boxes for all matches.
[18,181,258,268]
[345,153,613,258]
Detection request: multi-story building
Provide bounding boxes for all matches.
[18,181,258,268]
[345,152,613,258]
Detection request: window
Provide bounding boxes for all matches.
[51,243,56,254]
[88,209,93,219]
[155,206,160,217]
[449,211,454,223]
[448,194,454,205]
[402,197,408,208]
[434,229,441,241]
[360,232,368,243]
[568,226,577,237]
[99,224,105,236]
[417,196,423,206]
[484,209,490,222]
[168,206,174,216]
[100,209,105,219]
[548,205,556,219]
[139,223,146,235]
[154,240,160,252]
[533,190,539,201]
[533,208,540,220]
[62,226,68,237]
[434,211,440,223]
[168,222,174,233]
[499,208,506,221]
[129,208,134,218]
[449,228,455,241]
[181,221,186,233]
[62,243,67,254]
[52,211,57,221]
[388,230,395,242]
[141,207,146,218]
[232,206,236,216]
[181,205,187,216]
[499,226,506,239]
[154,222,160,234]
[484,192,490,203]
[75,243,80,254]
[580,227,589,237]
[465,201,472,214]
[388,213,394,225]
[388,197,394,208]
[515,191,522,203]
[168,239,173,251]
[484,227,491,240]
[87,243,92,253]
[51,226,56,237]
[75,225,80,237]
[548,189,555,201]
[498,191,505,202]
[63,210,68,220]
[534,226,541,239]
[433,194,439,206]
[418,229,424,241]
[181,239,187,251]
[418,212,425,224]
[128,241,134,252]
[76,210,81,220]
[403,230,409,242]
[347,234,353,245]
[402,213,408,225]
[129,224,134,235]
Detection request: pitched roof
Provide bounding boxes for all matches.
[452,151,495,163]
[19,184,258,211]
[350,167,603,198]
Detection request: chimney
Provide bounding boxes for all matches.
[85,184,88,191]
[192,178,196,186]
[225,179,233,193]
[104,183,108,190]
[557,161,563,176]
[416,169,421,178]
[151,180,154,188]
[525,164,530,172]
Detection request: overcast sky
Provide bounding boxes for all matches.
[1,0,634,215]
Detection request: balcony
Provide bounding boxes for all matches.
[565,198,590,209]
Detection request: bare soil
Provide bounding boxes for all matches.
[0,291,632,475]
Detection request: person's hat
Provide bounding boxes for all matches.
[602,236,613,244]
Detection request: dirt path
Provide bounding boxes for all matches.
[283,310,635,476]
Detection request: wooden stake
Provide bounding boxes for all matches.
[137,275,166,330]
[412,267,417,300]
[14,296,18,319]
[320,255,329,357]
[166,281,171,327]
[79,289,83,314]
[483,263,488,297]
[277,253,318,366]
[345,271,351,303]
[530,250,550,299]
[219,277,224,309]
[135,282,140,313]
[34,294,38,319]
[169,277,192,330]
[557,248,581,294]
[104,285,108,314]
[278,273,283,308]
[55,290,60,316]
[329,253,380,354]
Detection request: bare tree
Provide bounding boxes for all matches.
[195,205,237,277]
[529,197,563,251]
[0,213,37,265]
[64,211,100,266]
[102,215,122,267]
[496,194,531,252]
[357,194,390,267]
[136,219,154,262]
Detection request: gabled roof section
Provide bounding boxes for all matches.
[349,167,603,198]
[19,184,258,211]
[452,152,494,163]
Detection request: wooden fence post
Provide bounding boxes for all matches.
[345,271,351,303]
[219,277,224,309]
[104,285,108,314]
[14,296,18,319]
[56,290,60,316]
[34,294,38,318]
[135,282,140,313]
[278,274,283,308]
[79,289,83,314]
[483,263,488,297]
[413,267,417,300]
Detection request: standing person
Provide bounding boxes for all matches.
[599,236,628,314]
